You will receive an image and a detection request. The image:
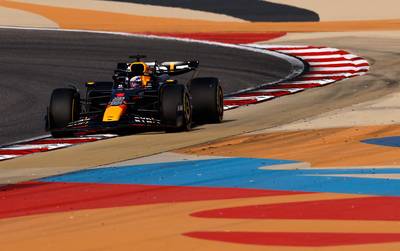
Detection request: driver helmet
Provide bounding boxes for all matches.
[130,62,149,76]
[129,62,152,87]
[129,75,142,89]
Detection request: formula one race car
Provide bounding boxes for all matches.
[45,55,224,137]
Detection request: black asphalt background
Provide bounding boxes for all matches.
[106,0,319,22]
[0,28,292,144]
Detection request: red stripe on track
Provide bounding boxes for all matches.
[298,76,345,81]
[309,63,370,68]
[288,50,348,57]
[192,196,400,221]
[307,69,368,75]
[29,138,98,144]
[0,181,304,219]
[265,83,321,88]
[184,232,400,247]
[0,148,49,155]
[306,57,349,63]
[265,46,324,51]
[237,91,291,97]
[350,57,365,61]
[224,99,258,106]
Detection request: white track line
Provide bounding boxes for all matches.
[0,144,71,150]
[0,155,19,160]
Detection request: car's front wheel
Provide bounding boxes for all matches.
[47,88,80,138]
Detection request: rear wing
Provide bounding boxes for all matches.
[115,60,199,76]
[158,60,199,76]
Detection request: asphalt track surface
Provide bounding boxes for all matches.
[0,28,293,145]
[107,0,319,22]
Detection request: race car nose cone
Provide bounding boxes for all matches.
[103,105,126,122]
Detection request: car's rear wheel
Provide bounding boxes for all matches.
[190,77,223,123]
[160,84,192,132]
[48,88,80,138]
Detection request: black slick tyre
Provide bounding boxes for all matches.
[48,88,80,138]
[160,84,192,132]
[190,77,223,123]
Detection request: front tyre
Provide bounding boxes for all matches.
[160,84,192,132]
[48,88,80,138]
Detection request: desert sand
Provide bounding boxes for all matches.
[6,0,245,22]
[0,5,57,27]
[0,1,398,32]
[269,0,400,21]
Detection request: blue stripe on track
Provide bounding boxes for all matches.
[40,157,400,196]
[362,136,400,148]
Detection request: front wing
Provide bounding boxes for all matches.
[52,115,161,135]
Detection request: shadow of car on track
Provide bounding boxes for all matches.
[114,119,237,136]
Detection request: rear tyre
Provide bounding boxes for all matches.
[48,88,80,138]
[190,77,224,123]
[160,84,192,132]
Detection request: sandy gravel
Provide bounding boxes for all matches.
[269,0,400,21]
[179,124,400,168]
[1,1,399,33]
[264,92,400,132]
[2,0,399,27]
[0,5,57,28]
[8,0,245,22]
